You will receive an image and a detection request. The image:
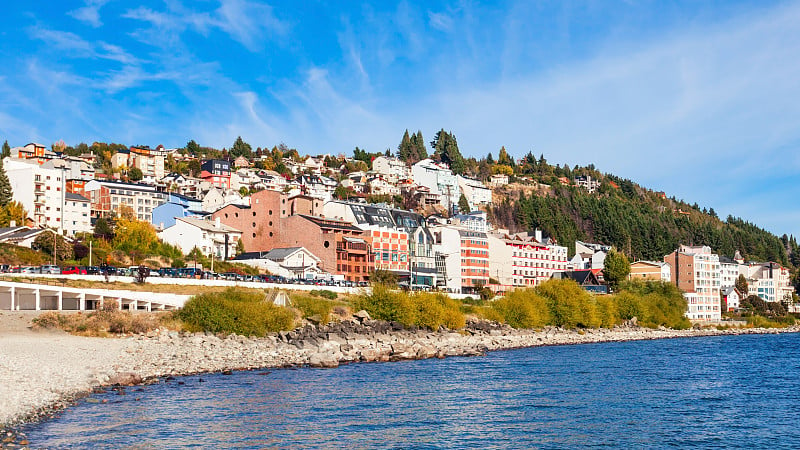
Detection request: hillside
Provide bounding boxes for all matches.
[485,167,797,268]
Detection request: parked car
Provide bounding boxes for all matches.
[40,265,61,275]
[61,266,87,275]
[20,266,39,274]
[85,266,101,275]
[0,264,10,273]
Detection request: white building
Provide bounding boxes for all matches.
[745,262,794,303]
[4,157,66,232]
[719,256,742,289]
[457,175,492,209]
[489,230,568,290]
[158,217,242,259]
[569,240,611,270]
[721,286,742,312]
[63,193,92,237]
[372,156,410,182]
[451,211,489,233]
[489,174,509,187]
[411,159,459,211]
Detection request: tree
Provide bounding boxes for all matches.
[186,140,201,155]
[113,218,158,262]
[94,217,115,241]
[498,146,514,166]
[1,140,10,158]
[430,129,465,174]
[371,269,398,287]
[735,274,749,295]
[0,201,26,227]
[410,131,428,162]
[235,237,245,256]
[230,136,252,159]
[458,193,471,213]
[128,167,143,181]
[0,157,13,207]
[33,232,73,262]
[603,249,630,289]
[73,242,90,260]
[398,130,413,162]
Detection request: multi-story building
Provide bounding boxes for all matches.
[719,256,742,289]
[569,240,611,270]
[488,230,568,290]
[574,175,601,193]
[629,261,671,282]
[63,193,92,237]
[82,180,168,222]
[4,157,66,231]
[452,211,489,232]
[128,146,167,182]
[745,262,794,303]
[200,159,231,189]
[295,174,337,201]
[371,156,410,183]
[664,245,721,321]
[459,229,490,291]
[151,193,206,230]
[411,159,459,211]
[14,143,56,164]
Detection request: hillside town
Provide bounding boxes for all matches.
[0,139,794,323]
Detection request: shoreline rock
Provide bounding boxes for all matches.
[2,319,800,441]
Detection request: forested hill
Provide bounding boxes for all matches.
[485,167,798,267]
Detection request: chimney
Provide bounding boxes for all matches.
[535,229,543,242]
[215,217,221,229]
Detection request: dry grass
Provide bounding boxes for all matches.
[31,304,182,337]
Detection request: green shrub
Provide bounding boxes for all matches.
[178,288,295,336]
[536,279,599,328]
[291,293,334,323]
[352,285,465,330]
[490,289,551,329]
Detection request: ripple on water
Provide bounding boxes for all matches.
[22,333,800,449]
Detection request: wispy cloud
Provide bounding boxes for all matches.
[68,0,110,28]
[123,0,288,52]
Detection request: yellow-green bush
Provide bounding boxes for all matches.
[352,285,465,330]
[535,279,600,328]
[490,289,551,329]
[616,280,690,329]
[291,293,334,324]
[178,288,295,336]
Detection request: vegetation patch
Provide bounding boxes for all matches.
[178,288,295,336]
[31,303,177,336]
[353,284,465,330]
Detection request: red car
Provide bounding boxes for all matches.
[61,266,88,275]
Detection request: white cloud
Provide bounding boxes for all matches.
[68,0,110,28]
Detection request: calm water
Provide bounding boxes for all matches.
[24,333,800,449]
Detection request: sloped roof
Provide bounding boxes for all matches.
[177,217,241,233]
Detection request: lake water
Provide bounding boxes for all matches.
[24,333,800,449]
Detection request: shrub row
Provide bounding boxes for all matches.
[353,284,465,330]
[178,288,295,336]
[489,279,691,330]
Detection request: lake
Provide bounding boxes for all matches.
[24,333,800,449]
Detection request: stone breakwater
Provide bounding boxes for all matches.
[2,314,799,442]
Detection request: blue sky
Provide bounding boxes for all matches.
[1,0,799,239]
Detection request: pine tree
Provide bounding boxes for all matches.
[409,131,427,162]
[0,157,12,208]
[498,146,514,166]
[230,136,253,159]
[486,152,494,164]
[398,130,412,161]
[431,129,465,174]
[1,140,10,158]
[458,193,471,213]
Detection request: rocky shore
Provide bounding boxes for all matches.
[2,311,799,447]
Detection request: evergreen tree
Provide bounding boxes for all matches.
[1,140,10,158]
[398,130,412,161]
[498,146,514,166]
[230,136,253,159]
[0,157,12,207]
[735,274,749,295]
[431,129,465,174]
[186,140,201,155]
[458,193,471,213]
[486,152,494,164]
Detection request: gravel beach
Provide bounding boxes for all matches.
[2,310,797,435]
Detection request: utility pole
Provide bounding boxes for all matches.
[89,240,92,266]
